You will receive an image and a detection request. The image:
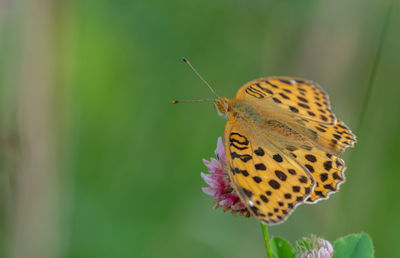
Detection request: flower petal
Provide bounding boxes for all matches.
[219,198,234,207]
[215,136,226,164]
[231,201,246,211]
[203,158,224,174]
[200,172,227,189]
[200,137,249,216]
[318,248,332,258]
[200,172,215,186]
[318,238,334,255]
[202,187,218,196]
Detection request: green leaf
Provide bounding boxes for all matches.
[333,233,374,258]
[270,237,295,258]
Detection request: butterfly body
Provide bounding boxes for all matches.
[229,100,308,145]
[214,76,356,225]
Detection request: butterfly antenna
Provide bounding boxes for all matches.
[172,99,215,104]
[182,57,220,98]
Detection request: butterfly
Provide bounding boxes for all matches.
[177,59,356,225]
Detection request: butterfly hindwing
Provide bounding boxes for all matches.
[294,119,356,155]
[263,135,347,203]
[225,120,315,224]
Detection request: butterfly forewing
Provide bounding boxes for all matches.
[235,76,337,125]
[225,120,314,225]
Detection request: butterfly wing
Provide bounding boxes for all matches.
[231,76,356,203]
[260,133,348,203]
[295,119,356,155]
[235,76,337,125]
[225,119,315,224]
[235,76,356,155]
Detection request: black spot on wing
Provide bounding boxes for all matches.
[233,167,249,177]
[254,147,265,156]
[255,163,267,170]
[241,187,253,198]
[279,79,292,85]
[289,106,299,113]
[253,176,262,183]
[305,154,317,162]
[273,154,283,162]
[230,152,252,163]
[275,170,287,181]
[269,180,280,189]
[272,97,282,104]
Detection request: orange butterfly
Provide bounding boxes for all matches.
[176,59,356,225]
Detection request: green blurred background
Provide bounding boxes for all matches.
[0,0,399,257]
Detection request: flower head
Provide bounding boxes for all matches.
[201,137,249,216]
[295,235,334,258]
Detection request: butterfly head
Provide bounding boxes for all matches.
[214,97,230,118]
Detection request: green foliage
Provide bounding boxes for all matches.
[265,233,374,258]
[270,237,295,258]
[0,0,399,258]
[333,233,374,258]
[294,234,318,255]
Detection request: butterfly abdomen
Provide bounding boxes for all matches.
[263,120,305,141]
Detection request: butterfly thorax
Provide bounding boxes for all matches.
[228,100,306,142]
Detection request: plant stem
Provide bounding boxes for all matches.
[341,0,394,234]
[261,223,275,258]
[355,0,394,135]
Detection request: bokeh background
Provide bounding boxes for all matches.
[0,0,399,257]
